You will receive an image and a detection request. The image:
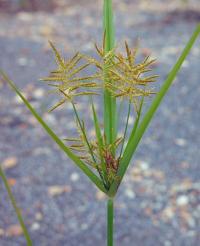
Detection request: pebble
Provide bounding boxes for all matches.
[162,207,174,220]
[17,57,28,67]
[174,138,187,147]
[125,189,135,199]
[8,178,17,186]
[35,212,43,221]
[70,172,80,182]
[140,161,150,171]
[33,88,45,99]
[176,195,189,206]
[1,156,18,170]
[30,222,40,231]
[0,228,4,236]
[96,190,106,201]
[6,224,23,237]
[48,185,71,197]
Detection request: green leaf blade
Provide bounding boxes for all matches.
[0,71,107,194]
[91,100,107,176]
[0,166,32,245]
[103,0,116,150]
[108,24,200,197]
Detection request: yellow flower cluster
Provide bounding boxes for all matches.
[42,40,158,112]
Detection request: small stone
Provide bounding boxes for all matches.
[1,157,18,170]
[35,212,43,221]
[17,57,28,67]
[48,185,71,197]
[33,88,45,99]
[8,178,17,186]
[30,222,40,231]
[125,189,135,199]
[6,224,23,237]
[176,195,189,206]
[139,161,149,171]
[39,25,54,37]
[175,138,187,147]
[70,172,79,182]
[0,228,4,236]
[96,190,106,201]
[162,207,174,220]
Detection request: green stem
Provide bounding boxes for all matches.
[103,0,116,151]
[0,166,32,245]
[119,100,131,159]
[71,101,96,163]
[107,198,114,246]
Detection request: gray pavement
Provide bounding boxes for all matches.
[0,1,200,245]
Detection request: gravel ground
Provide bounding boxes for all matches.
[0,1,200,245]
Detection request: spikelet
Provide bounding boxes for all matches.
[83,40,158,103]
[105,42,158,102]
[41,42,100,111]
[64,122,123,183]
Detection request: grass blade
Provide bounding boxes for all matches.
[124,96,145,155]
[103,0,116,150]
[0,71,107,194]
[0,166,32,245]
[71,101,96,163]
[108,24,200,197]
[91,99,107,183]
[118,100,131,160]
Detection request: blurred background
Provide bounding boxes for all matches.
[0,0,200,245]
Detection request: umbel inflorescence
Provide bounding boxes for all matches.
[42,40,158,190]
[0,0,199,243]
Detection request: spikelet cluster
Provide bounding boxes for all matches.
[42,40,158,109]
[64,124,122,184]
[42,40,158,187]
[85,41,158,103]
[42,42,99,112]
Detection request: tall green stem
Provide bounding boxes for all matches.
[107,198,114,246]
[103,0,116,150]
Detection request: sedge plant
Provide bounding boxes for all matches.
[0,0,200,245]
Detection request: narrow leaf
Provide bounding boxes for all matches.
[0,71,107,194]
[91,100,107,178]
[0,166,32,245]
[108,24,200,197]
